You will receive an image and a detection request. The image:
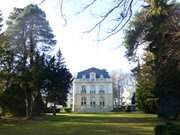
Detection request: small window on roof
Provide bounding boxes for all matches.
[100,74,104,79]
[90,72,96,80]
[82,75,86,79]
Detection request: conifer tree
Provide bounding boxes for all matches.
[4,4,56,119]
[44,49,73,116]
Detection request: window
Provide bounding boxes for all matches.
[100,74,104,79]
[99,97,105,106]
[81,97,86,106]
[99,85,105,94]
[90,90,96,94]
[90,72,96,80]
[99,90,105,94]
[81,85,86,94]
[90,85,96,94]
[82,75,86,79]
[90,97,96,107]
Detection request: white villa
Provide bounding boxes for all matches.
[73,67,113,112]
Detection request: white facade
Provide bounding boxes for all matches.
[73,68,113,112]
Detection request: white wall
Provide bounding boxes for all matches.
[73,78,113,112]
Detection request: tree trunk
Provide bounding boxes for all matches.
[28,102,32,119]
[24,89,33,120]
[0,106,5,118]
[27,90,34,120]
[53,102,56,116]
[24,88,30,119]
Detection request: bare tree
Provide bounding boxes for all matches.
[39,0,67,25]
[38,0,139,40]
[111,70,135,109]
[80,0,134,40]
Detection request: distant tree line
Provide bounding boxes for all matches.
[0,4,73,119]
[111,71,135,109]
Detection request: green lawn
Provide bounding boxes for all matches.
[0,112,162,135]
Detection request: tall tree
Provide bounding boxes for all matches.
[136,52,158,113]
[124,0,180,118]
[43,49,73,116]
[0,10,4,116]
[4,4,56,119]
[0,10,2,32]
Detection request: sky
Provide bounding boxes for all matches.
[0,0,140,74]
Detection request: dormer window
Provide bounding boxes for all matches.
[82,75,86,79]
[90,72,96,80]
[100,74,104,79]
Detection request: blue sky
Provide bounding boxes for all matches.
[0,0,143,74]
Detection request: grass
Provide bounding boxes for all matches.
[0,112,163,135]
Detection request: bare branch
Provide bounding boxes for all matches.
[38,0,67,26]
[98,0,133,41]
[83,0,134,40]
[59,0,67,26]
[38,0,135,40]
[83,0,126,34]
[76,0,97,14]
[38,0,46,5]
[99,17,130,41]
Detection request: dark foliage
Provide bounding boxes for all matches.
[0,84,26,116]
[131,92,136,105]
[124,1,180,118]
[32,92,45,116]
[43,50,73,116]
[64,108,72,113]
[155,122,180,135]
[0,5,72,118]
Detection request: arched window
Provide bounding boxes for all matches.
[81,85,86,94]
[99,97,105,106]
[90,85,96,94]
[81,97,86,106]
[90,97,96,107]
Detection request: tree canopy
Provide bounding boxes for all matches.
[0,4,73,118]
[124,0,180,118]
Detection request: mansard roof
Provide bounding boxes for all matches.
[77,67,110,79]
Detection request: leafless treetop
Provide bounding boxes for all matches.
[39,0,136,40]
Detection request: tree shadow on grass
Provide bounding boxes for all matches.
[0,113,164,135]
[38,113,160,124]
